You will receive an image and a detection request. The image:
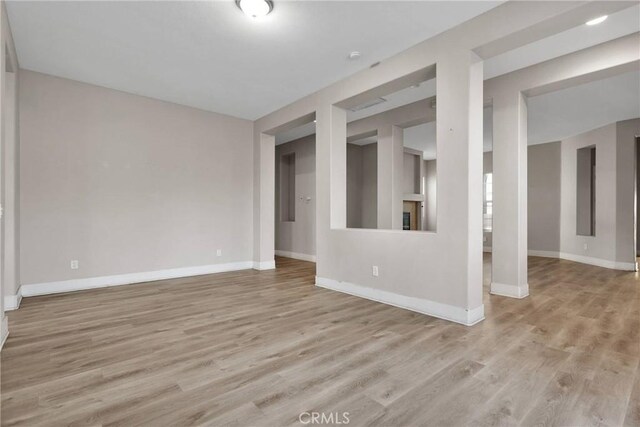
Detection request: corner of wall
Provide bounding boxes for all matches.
[0,315,8,351]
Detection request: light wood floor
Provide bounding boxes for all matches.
[1,255,639,426]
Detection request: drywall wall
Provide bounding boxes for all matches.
[1,0,19,341]
[528,142,561,254]
[615,119,639,264]
[19,70,254,286]
[347,142,377,229]
[3,70,19,301]
[560,123,619,266]
[275,135,316,259]
[403,152,420,194]
[484,144,561,255]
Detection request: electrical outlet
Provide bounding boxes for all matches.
[372,266,379,277]
[216,249,222,257]
[583,243,588,251]
[70,260,79,270]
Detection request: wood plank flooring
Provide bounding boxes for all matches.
[1,255,639,426]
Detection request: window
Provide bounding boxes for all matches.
[576,146,596,236]
[280,153,295,222]
[483,173,493,231]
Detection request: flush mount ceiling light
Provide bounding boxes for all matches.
[586,15,607,25]
[348,51,362,60]
[236,0,273,18]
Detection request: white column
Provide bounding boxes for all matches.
[377,124,403,230]
[437,49,485,317]
[491,91,529,298]
[253,132,276,270]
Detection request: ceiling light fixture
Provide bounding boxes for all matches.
[586,15,607,26]
[348,51,362,60]
[236,0,273,18]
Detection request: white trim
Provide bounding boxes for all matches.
[559,252,637,271]
[521,250,636,271]
[527,250,560,258]
[490,282,530,299]
[0,316,8,351]
[275,250,316,262]
[20,261,254,297]
[4,288,22,311]
[315,276,484,326]
[252,260,276,270]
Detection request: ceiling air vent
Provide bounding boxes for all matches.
[348,97,387,112]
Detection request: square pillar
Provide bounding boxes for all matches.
[253,132,276,270]
[437,49,485,317]
[377,125,404,230]
[491,91,529,298]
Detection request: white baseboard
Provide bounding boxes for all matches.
[527,250,559,258]
[0,316,8,351]
[274,250,316,262]
[558,252,637,271]
[4,289,22,311]
[253,260,276,270]
[20,261,255,297]
[490,282,530,299]
[315,276,484,326]
[491,249,637,272]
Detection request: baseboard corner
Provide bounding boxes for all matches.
[490,282,529,299]
[4,288,23,311]
[253,260,276,270]
[0,316,8,351]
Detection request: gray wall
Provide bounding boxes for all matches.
[484,143,561,254]
[528,142,561,253]
[615,119,640,262]
[403,152,420,194]
[20,70,254,285]
[347,143,377,229]
[275,135,316,257]
[560,123,619,264]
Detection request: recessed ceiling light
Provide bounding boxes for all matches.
[348,51,362,60]
[586,15,607,26]
[236,0,273,18]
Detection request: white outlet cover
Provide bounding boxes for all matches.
[372,266,379,277]
[216,249,222,256]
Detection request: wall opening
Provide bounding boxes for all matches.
[271,113,316,262]
[336,64,437,231]
[576,145,596,236]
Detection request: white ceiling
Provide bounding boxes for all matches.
[6,0,503,120]
[402,70,640,160]
[7,0,639,142]
[484,4,640,79]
